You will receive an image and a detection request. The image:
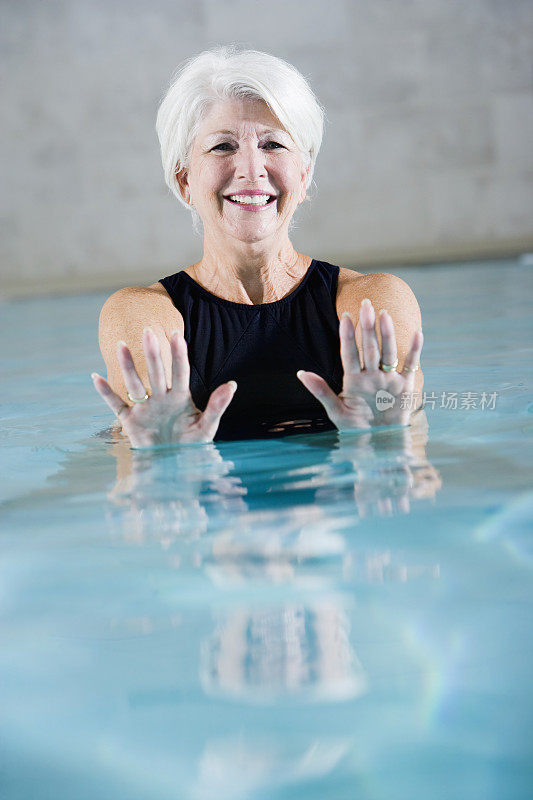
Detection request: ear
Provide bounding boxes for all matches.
[175,166,192,205]
[298,162,311,204]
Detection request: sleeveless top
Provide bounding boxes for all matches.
[159,258,344,441]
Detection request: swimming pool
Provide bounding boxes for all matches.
[1,257,532,799]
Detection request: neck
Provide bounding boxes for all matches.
[190,235,310,305]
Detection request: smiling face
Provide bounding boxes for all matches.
[176,97,310,246]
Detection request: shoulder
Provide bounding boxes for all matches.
[336,268,422,328]
[98,282,184,352]
[100,281,177,311]
[100,282,182,329]
[336,268,424,387]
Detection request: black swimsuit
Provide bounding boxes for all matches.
[159,258,344,441]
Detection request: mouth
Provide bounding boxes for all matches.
[223,194,278,208]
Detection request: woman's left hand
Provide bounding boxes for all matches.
[297,298,423,430]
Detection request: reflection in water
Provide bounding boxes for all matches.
[107,442,248,543]
[102,420,442,795]
[104,419,441,594]
[106,413,441,544]
[105,421,441,675]
[191,735,354,800]
[201,601,366,703]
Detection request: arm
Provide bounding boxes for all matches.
[341,272,424,411]
[298,271,425,428]
[98,283,182,402]
[92,283,237,446]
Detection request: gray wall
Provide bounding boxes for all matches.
[2,0,533,297]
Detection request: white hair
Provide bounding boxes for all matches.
[155,45,325,226]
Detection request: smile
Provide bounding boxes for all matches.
[224,194,277,208]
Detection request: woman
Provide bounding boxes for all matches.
[92,46,424,446]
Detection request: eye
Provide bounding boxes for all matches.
[211,141,285,152]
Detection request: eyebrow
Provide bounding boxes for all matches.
[204,128,290,141]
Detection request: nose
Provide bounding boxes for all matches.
[234,140,267,182]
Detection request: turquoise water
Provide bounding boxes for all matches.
[1,258,532,799]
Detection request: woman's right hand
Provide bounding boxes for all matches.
[91,327,237,447]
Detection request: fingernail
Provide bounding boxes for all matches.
[361,298,371,307]
[91,372,98,380]
[171,329,180,337]
[227,380,237,391]
[296,370,306,379]
[143,326,153,335]
[378,308,387,316]
[117,339,127,348]
[342,311,351,319]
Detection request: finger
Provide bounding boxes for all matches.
[359,299,380,371]
[297,370,345,423]
[378,309,398,370]
[397,494,410,514]
[355,497,368,518]
[340,313,362,375]
[170,330,190,394]
[199,381,238,439]
[401,329,424,376]
[142,327,167,396]
[91,372,129,418]
[116,340,148,400]
[377,496,394,517]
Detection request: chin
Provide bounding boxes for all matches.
[234,233,271,245]
[224,222,277,243]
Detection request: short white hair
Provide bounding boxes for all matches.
[155,45,325,217]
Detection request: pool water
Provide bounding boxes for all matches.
[1,258,532,800]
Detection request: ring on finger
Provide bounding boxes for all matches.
[379,357,399,372]
[403,364,419,373]
[127,390,149,403]
[116,403,129,417]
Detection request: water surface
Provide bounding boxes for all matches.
[1,258,532,799]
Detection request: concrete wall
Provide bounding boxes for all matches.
[2,0,532,297]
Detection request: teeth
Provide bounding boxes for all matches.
[228,194,271,205]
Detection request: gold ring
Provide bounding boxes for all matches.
[127,390,149,403]
[403,365,419,373]
[379,357,398,372]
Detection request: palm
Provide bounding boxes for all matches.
[116,387,202,445]
[92,328,237,447]
[298,299,423,430]
[339,363,415,426]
